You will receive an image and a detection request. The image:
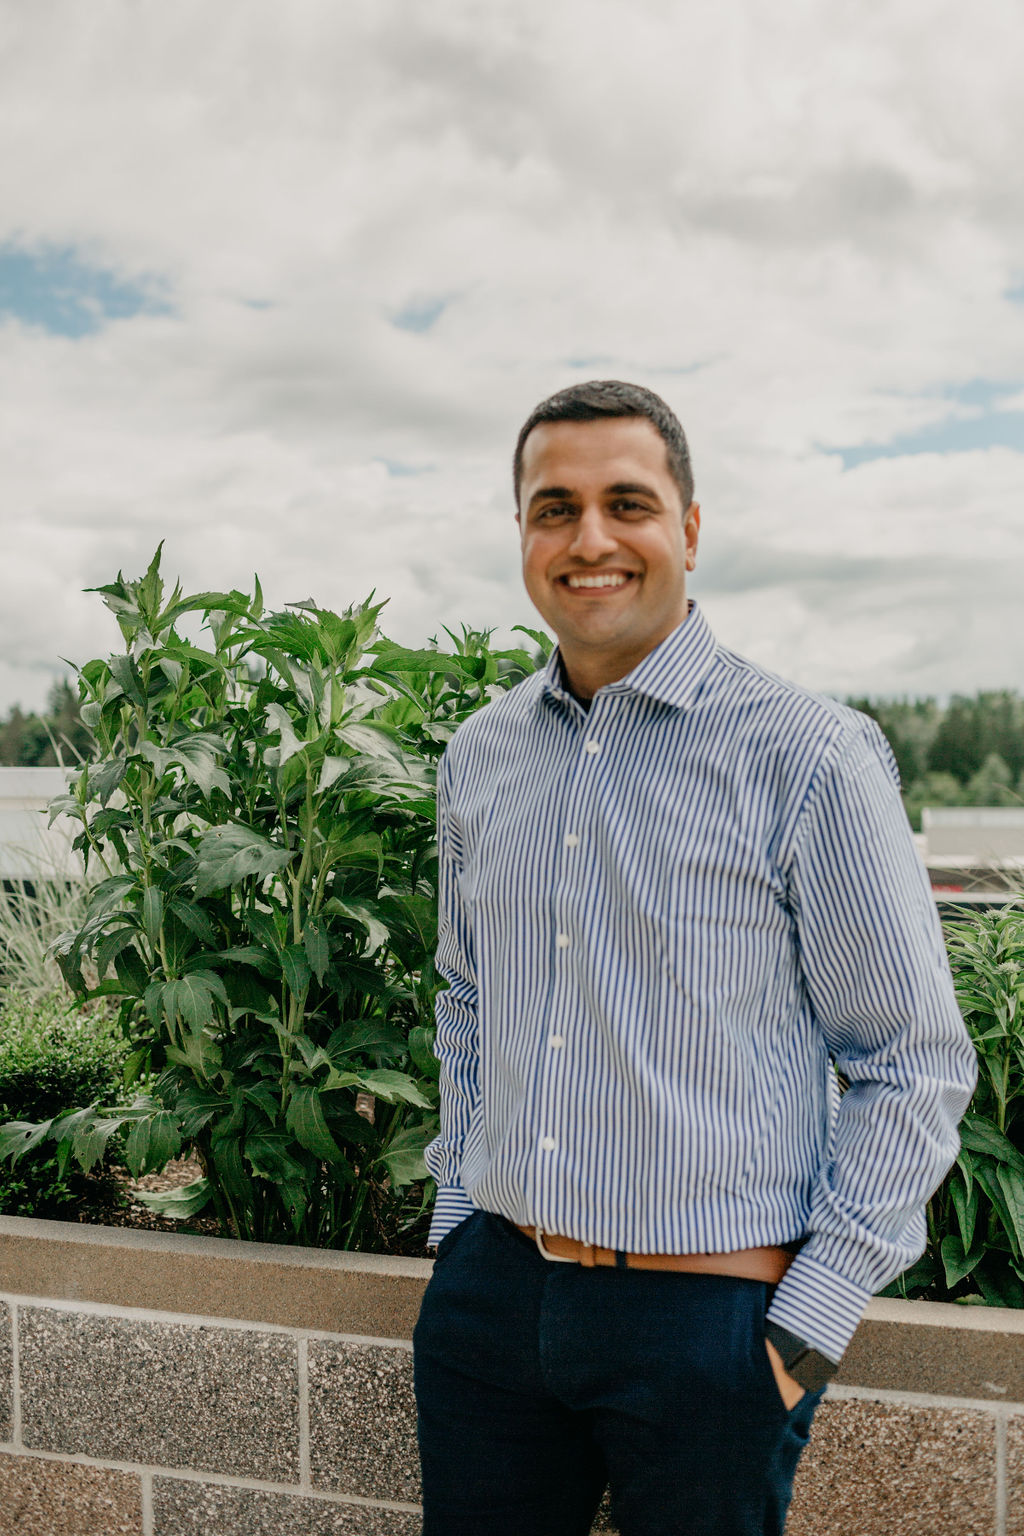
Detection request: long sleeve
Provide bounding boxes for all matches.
[764,718,978,1360]
[423,749,480,1245]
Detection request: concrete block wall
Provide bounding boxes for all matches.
[2,1216,1024,1534]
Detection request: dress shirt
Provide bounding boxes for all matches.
[423,601,977,1361]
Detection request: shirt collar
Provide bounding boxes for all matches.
[540,600,719,712]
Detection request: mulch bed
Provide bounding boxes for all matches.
[66,1155,223,1238]
[58,1157,432,1255]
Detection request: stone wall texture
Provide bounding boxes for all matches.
[1,1219,1024,1535]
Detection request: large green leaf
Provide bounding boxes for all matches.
[336,720,406,763]
[356,1069,433,1109]
[323,898,389,956]
[175,1088,230,1137]
[125,1110,183,1177]
[304,921,330,986]
[997,1164,1024,1259]
[282,944,311,997]
[408,1025,440,1082]
[166,735,230,798]
[376,1124,431,1187]
[60,1107,130,1175]
[108,652,147,706]
[0,1118,54,1166]
[135,1178,213,1219]
[167,898,219,946]
[940,1233,984,1288]
[285,1085,347,1164]
[263,702,306,769]
[96,923,141,979]
[114,943,149,998]
[245,1130,309,1185]
[380,890,436,965]
[195,824,293,897]
[959,1116,1024,1176]
[162,971,228,1033]
[142,886,164,946]
[326,1017,407,1060]
[950,1171,980,1252]
[88,755,128,806]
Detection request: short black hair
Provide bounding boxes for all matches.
[513,380,695,510]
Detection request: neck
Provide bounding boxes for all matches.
[558,606,692,701]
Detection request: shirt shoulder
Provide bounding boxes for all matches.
[440,670,548,776]
[709,643,896,781]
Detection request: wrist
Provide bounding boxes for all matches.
[764,1321,839,1393]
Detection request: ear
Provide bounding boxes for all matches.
[684,501,701,572]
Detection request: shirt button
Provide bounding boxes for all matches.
[564,832,579,848]
[584,739,601,756]
[555,933,570,949]
[541,1136,557,1152]
[549,1035,565,1049]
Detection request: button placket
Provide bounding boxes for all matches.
[534,705,611,1222]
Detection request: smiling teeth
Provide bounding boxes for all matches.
[565,573,630,589]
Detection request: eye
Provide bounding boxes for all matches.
[610,499,649,515]
[536,503,574,521]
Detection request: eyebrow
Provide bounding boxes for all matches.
[526,480,662,513]
[606,481,660,500]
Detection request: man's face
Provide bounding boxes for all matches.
[516,416,700,689]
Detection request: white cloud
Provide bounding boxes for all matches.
[0,0,1023,712]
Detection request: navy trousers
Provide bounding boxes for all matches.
[413,1212,822,1536]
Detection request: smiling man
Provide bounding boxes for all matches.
[517,411,699,701]
[413,380,976,1536]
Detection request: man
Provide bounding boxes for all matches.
[414,380,976,1535]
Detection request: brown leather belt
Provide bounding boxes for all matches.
[515,1225,793,1283]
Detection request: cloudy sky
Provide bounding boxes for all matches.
[1,0,1022,714]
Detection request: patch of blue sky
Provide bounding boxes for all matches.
[563,356,711,376]
[943,377,1008,410]
[1005,282,1024,304]
[825,377,1024,468]
[564,355,617,370]
[0,243,171,337]
[392,295,448,333]
[377,459,430,477]
[833,408,1024,470]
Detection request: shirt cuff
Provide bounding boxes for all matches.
[764,1251,873,1363]
[426,1185,476,1248]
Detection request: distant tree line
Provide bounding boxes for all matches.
[848,691,1024,830]
[0,679,1020,833]
[0,681,91,768]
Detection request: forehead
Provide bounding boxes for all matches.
[519,417,677,503]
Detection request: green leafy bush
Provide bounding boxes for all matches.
[0,550,537,1250]
[0,991,125,1215]
[883,906,1024,1305]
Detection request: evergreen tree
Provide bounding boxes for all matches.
[926,696,984,784]
[967,753,1017,807]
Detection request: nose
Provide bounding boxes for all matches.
[568,506,618,563]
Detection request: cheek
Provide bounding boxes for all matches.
[521,535,553,582]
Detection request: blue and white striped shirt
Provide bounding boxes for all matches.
[424,601,976,1361]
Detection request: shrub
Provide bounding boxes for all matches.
[0,991,125,1216]
[883,905,1024,1305]
[0,550,538,1249]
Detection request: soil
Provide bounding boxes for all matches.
[65,1155,223,1238]
[61,1157,432,1255]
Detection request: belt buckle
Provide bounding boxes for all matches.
[534,1229,578,1264]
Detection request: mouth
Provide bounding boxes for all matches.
[558,571,637,592]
